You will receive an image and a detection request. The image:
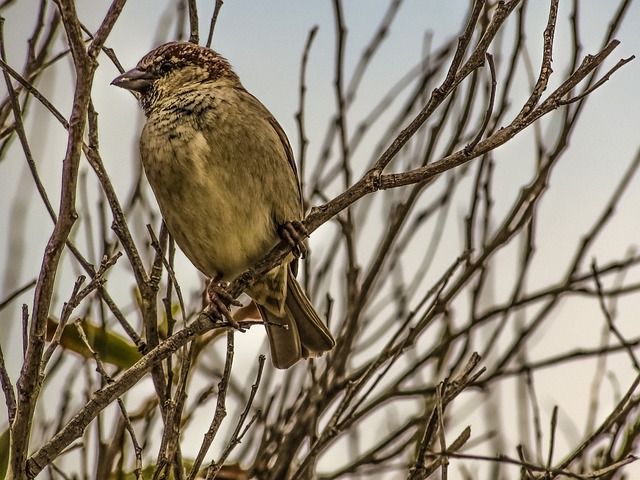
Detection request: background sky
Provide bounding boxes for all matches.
[1,1,640,477]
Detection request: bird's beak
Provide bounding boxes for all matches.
[111,67,156,92]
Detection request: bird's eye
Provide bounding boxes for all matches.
[159,62,173,73]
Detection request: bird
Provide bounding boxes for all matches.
[112,41,335,369]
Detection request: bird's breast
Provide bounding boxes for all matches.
[139,111,278,280]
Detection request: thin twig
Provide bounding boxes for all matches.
[0,340,16,424]
[74,320,144,478]
[187,0,199,44]
[0,279,36,311]
[205,355,266,479]
[591,261,640,371]
[205,0,224,48]
[188,329,235,479]
[546,406,558,472]
[464,53,496,154]
[296,25,318,215]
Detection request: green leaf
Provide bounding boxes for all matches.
[47,318,142,370]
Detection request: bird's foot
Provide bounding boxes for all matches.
[279,220,308,258]
[206,278,243,329]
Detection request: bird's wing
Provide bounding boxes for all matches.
[239,88,304,210]
[266,114,303,204]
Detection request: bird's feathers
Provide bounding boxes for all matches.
[115,41,335,368]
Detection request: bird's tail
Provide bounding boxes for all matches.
[256,267,335,369]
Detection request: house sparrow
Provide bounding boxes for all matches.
[112,41,335,369]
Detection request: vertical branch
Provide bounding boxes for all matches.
[206,0,224,48]
[515,0,558,120]
[143,223,169,407]
[187,0,199,44]
[187,330,235,480]
[331,0,350,190]
[296,25,318,291]
[205,355,265,480]
[10,0,126,476]
[295,25,318,214]
[330,0,361,378]
[0,340,16,424]
[11,0,92,473]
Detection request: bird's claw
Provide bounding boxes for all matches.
[206,279,243,330]
[280,220,308,258]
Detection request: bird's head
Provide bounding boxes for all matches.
[112,41,240,114]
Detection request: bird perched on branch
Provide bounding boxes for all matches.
[112,41,335,369]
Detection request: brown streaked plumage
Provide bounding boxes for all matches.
[112,41,334,369]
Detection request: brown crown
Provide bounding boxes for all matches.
[138,41,238,82]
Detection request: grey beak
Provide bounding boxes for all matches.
[111,67,155,92]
